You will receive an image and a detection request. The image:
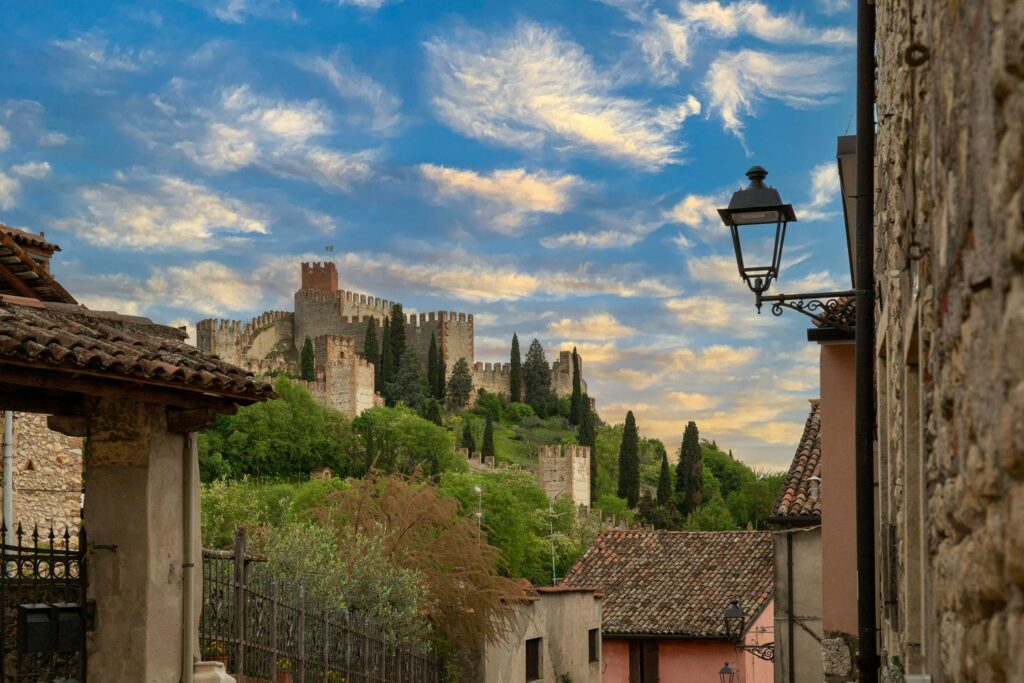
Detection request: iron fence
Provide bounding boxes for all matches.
[200,529,439,683]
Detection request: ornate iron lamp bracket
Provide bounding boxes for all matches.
[734,641,776,661]
[754,289,858,332]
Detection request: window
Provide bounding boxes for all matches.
[588,628,600,663]
[525,637,542,681]
[628,640,659,682]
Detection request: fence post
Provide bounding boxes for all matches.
[270,580,278,680]
[298,585,306,683]
[323,612,329,683]
[233,527,246,676]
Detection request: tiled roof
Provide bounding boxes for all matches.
[773,401,822,518]
[560,530,773,637]
[0,224,61,253]
[0,297,274,404]
[0,228,75,303]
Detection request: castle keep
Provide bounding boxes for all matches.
[196,262,586,415]
[537,444,591,510]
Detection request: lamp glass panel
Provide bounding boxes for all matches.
[736,223,783,272]
[730,209,782,225]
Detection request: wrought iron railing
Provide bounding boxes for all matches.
[200,529,439,683]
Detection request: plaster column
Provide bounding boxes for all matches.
[77,399,188,681]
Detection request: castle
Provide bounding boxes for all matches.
[196,262,587,415]
[538,444,591,510]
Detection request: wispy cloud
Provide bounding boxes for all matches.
[301,50,403,134]
[10,161,51,179]
[796,161,841,221]
[704,49,844,144]
[0,172,18,210]
[57,173,268,251]
[664,191,729,237]
[323,0,401,8]
[420,164,583,234]
[200,0,299,23]
[424,21,700,168]
[548,313,637,339]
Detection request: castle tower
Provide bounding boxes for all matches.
[294,263,345,351]
[302,335,377,416]
[538,444,591,510]
[301,261,338,292]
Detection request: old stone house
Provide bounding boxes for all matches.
[870,0,1023,680]
[561,530,775,683]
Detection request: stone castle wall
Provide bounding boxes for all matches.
[301,261,338,292]
[537,444,590,509]
[293,288,346,352]
[874,1,1023,680]
[471,352,586,402]
[0,413,82,536]
[195,319,242,366]
[306,335,378,416]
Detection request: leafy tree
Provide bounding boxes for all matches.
[657,451,672,506]
[569,347,582,426]
[352,406,458,476]
[503,402,535,424]
[523,339,552,416]
[617,411,640,507]
[509,333,522,403]
[387,347,428,409]
[421,397,443,426]
[447,357,473,410]
[675,421,703,515]
[637,492,684,530]
[482,415,495,460]
[684,500,735,531]
[427,333,439,399]
[389,303,406,371]
[301,336,315,381]
[473,390,502,422]
[198,376,357,479]
[460,419,476,452]
[363,319,379,391]
[380,316,395,392]
[578,397,597,500]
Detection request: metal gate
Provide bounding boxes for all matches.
[0,523,87,683]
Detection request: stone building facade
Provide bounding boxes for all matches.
[537,444,591,510]
[0,412,83,535]
[873,1,1023,680]
[197,261,587,416]
[294,336,381,416]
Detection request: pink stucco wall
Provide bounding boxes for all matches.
[601,600,774,682]
[819,342,858,636]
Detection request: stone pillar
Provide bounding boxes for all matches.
[64,399,190,681]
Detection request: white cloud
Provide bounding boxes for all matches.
[201,0,299,23]
[0,172,19,210]
[548,313,637,339]
[664,295,771,336]
[665,192,728,234]
[173,85,374,190]
[636,11,694,84]
[0,125,9,152]
[556,341,620,364]
[52,33,152,73]
[301,51,403,134]
[1,101,67,147]
[796,161,841,221]
[420,164,583,233]
[325,0,401,8]
[11,161,51,179]
[705,49,844,143]
[57,175,268,251]
[817,0,851,16]
[540,229,644,249]
[666,391,718,410]
[686,254,745,290]
[424,22,700,168]
[680,1,854,46]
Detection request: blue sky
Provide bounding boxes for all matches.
[0,0,856,469]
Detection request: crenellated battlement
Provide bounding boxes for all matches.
[340,289,392,313]
[197,318,242,333]
[472,362,512,375]
[538,444,591,509]
[295,288,344,304]
[301,262,339,292]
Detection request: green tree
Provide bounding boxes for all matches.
[657,451,672,506]
[420,397,443,426]
[569,347,582,426]
[389,303,406,370]
[447,357,473,410]
[435,348,446,402]
[427,333,439,399]
[684,500,735,531]
[388,347,428,409]
[300,336,315,381]
[380,316,395,392]
[675,421,703,515]
[523,339,552,415]
[617,411,640,507]
[352,406,457,476]
[482,415,495,460]
[509,333,522,403]
[461,419,476,452]
[363,319,379,391]
[578,397,597,500]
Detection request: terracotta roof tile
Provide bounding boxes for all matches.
[560,530,773,637]
[773,401,822,518]
[0,224,60,252]
[0,298,273,403]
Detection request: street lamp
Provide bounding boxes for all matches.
[719,166,856,332]
[718,662,736,683]
[721,599,774,661]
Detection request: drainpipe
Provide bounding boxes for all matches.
[182,432,196,683]
[787,531,795,683]
[4,411,12,544]
[855,0,880,681]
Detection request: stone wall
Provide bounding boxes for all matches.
[874,1,1023,680]
[294,335,378,417]
[537,444,590,509]
[195,319,242,366]
[471,354,587,402]
[293,288,345,352]
[0,412,82,535]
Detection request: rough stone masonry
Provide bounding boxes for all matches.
[874,0,1023,680]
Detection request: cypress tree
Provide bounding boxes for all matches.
[427,333,439,399]
[364,318,379,391]
[675,421,704,515]
[389,303,406,371]
[380,316,395,392]
[578,396,597,500]
[388,347,427,408]
[569,347,583,425]
[482,415,495,460]
[300,337,315,381]
[617,411,640,508]
[436,348,446,402]
[447,357,473,410]
[523,339,552,415]
[509,333,522,402]
[657,452,672,506]
[461,419,476,452]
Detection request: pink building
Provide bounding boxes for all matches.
[561,530,775,683]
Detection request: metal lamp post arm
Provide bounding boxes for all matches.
[733,641,776,662]
[753,289,858,332]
